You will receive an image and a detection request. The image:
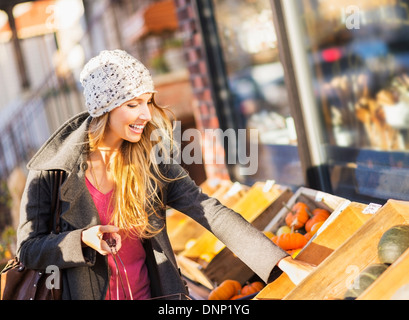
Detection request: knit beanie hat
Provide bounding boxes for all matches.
[80,49,156,117]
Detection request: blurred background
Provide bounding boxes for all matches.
[2,0,409,263]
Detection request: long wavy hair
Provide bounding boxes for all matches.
[87,93,184,239]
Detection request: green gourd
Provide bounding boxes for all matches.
[343,264,389,299]
[378,225,409,265]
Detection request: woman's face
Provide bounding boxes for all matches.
[104,93,153,148]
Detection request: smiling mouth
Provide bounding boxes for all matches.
[129,124,145,130]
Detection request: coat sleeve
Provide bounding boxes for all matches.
[162,163,288,283]
[16,169,95,270]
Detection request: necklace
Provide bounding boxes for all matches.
[89,158,101,191]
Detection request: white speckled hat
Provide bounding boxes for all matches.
[80,49,156,117]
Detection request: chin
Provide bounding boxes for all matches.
[125,136,142,143]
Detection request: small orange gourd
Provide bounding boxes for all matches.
[241,281,265,296]
[304,231,312,241]
[312,208,330,219]
[284,202,311,229]
[276,232,308,251]
[305,208,330,232]
[310,221,325,235]
[208,280,241,300]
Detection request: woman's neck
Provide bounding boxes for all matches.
[95,147,118,164]
[87,148,116,194]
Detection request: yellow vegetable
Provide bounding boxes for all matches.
[276,225,291,237]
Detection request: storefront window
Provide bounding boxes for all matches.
[295,0,409,201]
[211,0,304,188]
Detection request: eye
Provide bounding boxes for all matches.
[147,99,153,105]
[127,103,139,108]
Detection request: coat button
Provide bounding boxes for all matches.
[81,162,88,171]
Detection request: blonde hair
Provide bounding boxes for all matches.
[87,94,184,239]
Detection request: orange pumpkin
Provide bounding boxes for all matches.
[304,231,312,241]
[208,280,241,300]
[292,202,310,213]
[305,217,321,232]
[305,210,329,232]
[312,208,330,219]
[241,281,265,296]
[276,232,308,251]
[310,221,325,235]
[285,202,310,229]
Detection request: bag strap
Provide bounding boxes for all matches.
[49,170,66,234]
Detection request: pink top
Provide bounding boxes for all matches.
[85,177,151,300]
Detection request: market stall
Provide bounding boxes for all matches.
[168,178,409,300]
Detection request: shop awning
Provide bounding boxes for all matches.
[0,0,57,41]
[124,0,179,43]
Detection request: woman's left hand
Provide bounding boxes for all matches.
[81,225,122,255]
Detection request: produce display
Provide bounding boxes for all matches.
[343,263,389,299]
[208,280,265,300]
[173,180,292,291]
[270,201,331,256]
[343,224,409,299]
[171,180,409,301]
[377,225,409,265]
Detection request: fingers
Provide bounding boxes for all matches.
[99,225,120,234]
[81,225,122,256]
[109,232,122,252]
[100,240,112,255]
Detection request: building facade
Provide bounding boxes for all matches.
[1,0,409,205]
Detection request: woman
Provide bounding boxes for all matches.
[17,49,313,300]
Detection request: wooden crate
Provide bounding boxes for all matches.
[255,201,371,300]
[282,200,409,300]
[263,187,349,235]
[295,202,372,265]
[168,180,248,252]
[177,182,293,288]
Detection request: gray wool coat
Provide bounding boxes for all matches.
[16,111,288,300]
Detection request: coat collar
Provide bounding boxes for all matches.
[27,111,91,173]
[27,111,92,206]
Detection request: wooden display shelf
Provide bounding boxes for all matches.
[282,200,409,300]
[358,246,409,300]
[256,199,369,300]
[295,202,371,265]
[254,273,296,300]
[177,182,293,288]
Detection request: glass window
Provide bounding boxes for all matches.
[295,0,409,202]
[212,0,304,188]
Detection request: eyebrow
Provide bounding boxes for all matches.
[135,96,152,102]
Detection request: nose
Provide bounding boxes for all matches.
[139,103,152,122]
